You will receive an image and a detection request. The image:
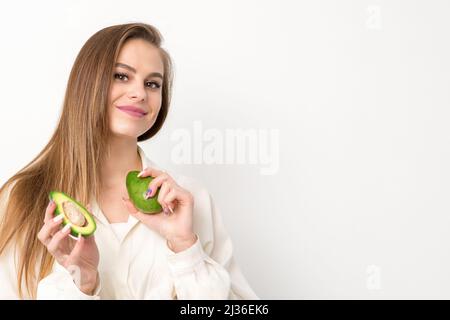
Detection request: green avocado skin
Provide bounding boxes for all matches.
[126,171,163,214]
[49,191,96,237]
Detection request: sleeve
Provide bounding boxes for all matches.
[165,191,259,300]
[36,262,101,300]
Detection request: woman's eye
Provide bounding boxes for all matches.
[114,72,161,90]
[114,73,128,81]
[146,81,161,89]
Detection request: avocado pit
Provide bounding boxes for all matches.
[62,201,87,227]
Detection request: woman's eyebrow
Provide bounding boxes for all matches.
[115,62,163,80]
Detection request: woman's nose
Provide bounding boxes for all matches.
[127,84,146,102]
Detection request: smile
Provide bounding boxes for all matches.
[116,105,148,118]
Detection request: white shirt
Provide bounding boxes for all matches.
[0,146,258,300]
[110,220,134,243]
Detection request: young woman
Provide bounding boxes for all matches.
[0,22,258,300]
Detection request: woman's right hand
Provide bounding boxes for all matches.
[37,199,100,295]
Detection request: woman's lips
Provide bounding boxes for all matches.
[116,106,147,118]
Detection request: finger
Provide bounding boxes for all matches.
[157,181,172,211]
[145,174,172,198]
[84,234,96,245]
[137,166,167,179]
[70,233,96,259]
[46,223,72,256]
[70,233,85,258]
[162,188,179,213]
[37,214,65,246]
[83,234,98,255]
[165,185,194,206]
[44,200,57,223]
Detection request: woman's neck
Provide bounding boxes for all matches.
[100,136,143,190]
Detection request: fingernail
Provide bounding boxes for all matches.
[168,206,174,214]
[145,188,152,199]
[48,200,54,207]
[53,214,64,223]
[137,171,144,178]
[62,223,72,233]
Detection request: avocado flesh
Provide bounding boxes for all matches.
[126,171,163,214]
[49,191,96,237]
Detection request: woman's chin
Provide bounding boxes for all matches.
[110,129,145,140]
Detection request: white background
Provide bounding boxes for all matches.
[1,0,450,299]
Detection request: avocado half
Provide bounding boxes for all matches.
[126,170,163,214]
[49,191,96,237]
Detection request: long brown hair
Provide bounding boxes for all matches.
[0,22,173,298]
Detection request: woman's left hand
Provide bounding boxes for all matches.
[122,167,197,253]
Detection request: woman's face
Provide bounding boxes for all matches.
[108,38,165,139]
